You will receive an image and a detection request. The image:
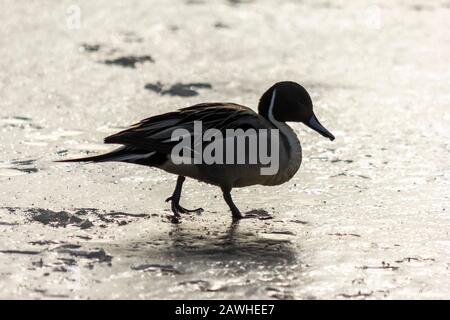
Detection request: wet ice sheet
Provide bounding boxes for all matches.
[0,0,449,299]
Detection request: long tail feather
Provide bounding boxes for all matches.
[55,154,113,163]
[54,146,128,163]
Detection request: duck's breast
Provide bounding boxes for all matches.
[261,126,302,186]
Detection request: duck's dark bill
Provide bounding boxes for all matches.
[306,115,335,141]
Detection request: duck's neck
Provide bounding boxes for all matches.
[258,88,298,144]
[259,89,302,180]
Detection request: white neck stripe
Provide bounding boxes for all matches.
[266,88,299,148]
[268,89,281,126]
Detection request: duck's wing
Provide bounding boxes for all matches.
[57,103,269,165]
[103,103,268,154]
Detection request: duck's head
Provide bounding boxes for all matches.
[258,81,335,141]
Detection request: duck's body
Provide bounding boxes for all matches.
[58,81,334,221]
[156,104,302,189]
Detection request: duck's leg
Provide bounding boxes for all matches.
[221,187,244,221]
[166,176,204,216]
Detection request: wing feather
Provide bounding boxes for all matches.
[104,103,268,154]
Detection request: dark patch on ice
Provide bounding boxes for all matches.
[227,0,252,5]
[57,257,77,266]
[3,159,39,174]
[310,156,329,161]
[80,43,101,52]
[27,208,86,228]
[214,22,230,29]
[75,235,92,240]
[0,250,41,255]
[3,207,17,214]
[268,230,295,236]
[144,83,163,93]
[32,259,44,268]
[16,167,38,174]
[11,116,32,121]
[53,266,69,272]
[186,0,205,4]
[3,207,148,228]
[0,116,43,129]
[11,159,35,166]
[54,244,82,250]
[33,288,47,294]
[29,240,60,246]
[395,256,435,263]
[331,159,354,164]
[0,221,18,226]
[131,264,182,274]
[74,207,98,215]
[311,1,342,9]
[330,172,371,179]
[357,261,399,271]
[102,55,154,68]
[289,219,308,224]
[330,173,347,178]
[410,4,433,11]
[103,212,149,218]
[351,278,365,285]
[57,247,112,263]
[56,149,68,156]
[145,82,212,97]
[79,219,94,229]
[120,31,144,43]
[338,291,373,299]
[76,207,149,226]
[44,293,70,298]
[244,209,273,220]
[328,233,361,237]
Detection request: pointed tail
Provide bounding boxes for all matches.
[54,146,128,163]
[55,154,112,163]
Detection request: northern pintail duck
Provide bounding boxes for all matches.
[58,81,335,221]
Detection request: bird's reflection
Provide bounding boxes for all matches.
[167,216,297,268]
